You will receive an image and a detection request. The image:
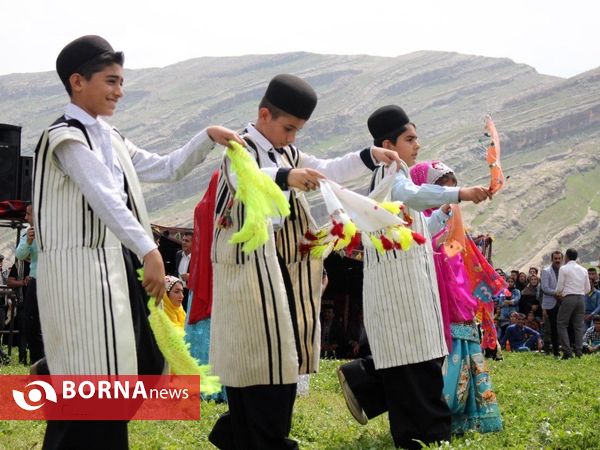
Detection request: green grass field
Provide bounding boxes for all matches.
[1,352,599,449]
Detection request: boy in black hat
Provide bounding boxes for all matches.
[33,35,242,449]
[208,75,400,450]
[337,105,491,449]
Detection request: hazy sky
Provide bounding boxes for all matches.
[1,0,598,78]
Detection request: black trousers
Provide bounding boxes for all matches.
[544,305,560,356]
[379,358,451,449]
[42,247,164,450]
[209,384,298,450]
[24,278,45,364]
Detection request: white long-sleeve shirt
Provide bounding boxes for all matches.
[556,260,590,296]
[392,169,460,212]
[54,103,215,257]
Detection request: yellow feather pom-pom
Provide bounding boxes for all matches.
[380,201,402,216]
[138,270,221,395]
[370,235,385,254]
[397,226,414,251]
[226,141,290,253]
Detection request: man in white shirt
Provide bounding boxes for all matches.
[175,231,193,311]
[556,248,590,359]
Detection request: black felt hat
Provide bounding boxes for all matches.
[56,35,117,87]
[367,105,411,141]
[264,74,317,120]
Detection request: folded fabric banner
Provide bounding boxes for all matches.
[301,176,426,258]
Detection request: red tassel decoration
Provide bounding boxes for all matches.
[380,234,394,250]
[330,221,345,238]
[411,231,427,245]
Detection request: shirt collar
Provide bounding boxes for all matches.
[65,103,111,131]
[246,123,275,153]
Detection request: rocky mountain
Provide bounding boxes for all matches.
[1,51,599,269]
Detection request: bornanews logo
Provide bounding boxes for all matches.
[0,375,200,420]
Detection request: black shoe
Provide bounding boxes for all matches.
[336,366,368,425]
[561,354,572,360]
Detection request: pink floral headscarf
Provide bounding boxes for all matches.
[409,160,455,217]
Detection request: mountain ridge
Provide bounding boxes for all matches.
[1,50,598,269]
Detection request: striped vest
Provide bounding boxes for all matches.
[209,134,323,387]
[362,163,447,369]
[32,117,151,375]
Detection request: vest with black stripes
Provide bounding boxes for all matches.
[362,163,448,369]
[32,117,151,375]
[209,133,323,387]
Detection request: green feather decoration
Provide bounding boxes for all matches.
[226,140,290,253]
[137,269,221,395]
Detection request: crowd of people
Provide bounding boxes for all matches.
[0,33,598,450]
[492,255,600,358]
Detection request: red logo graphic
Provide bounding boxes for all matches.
[0,375,201,420]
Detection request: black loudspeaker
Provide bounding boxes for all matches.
[18,156,33,203]
[0,124,22,202]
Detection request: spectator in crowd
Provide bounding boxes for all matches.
[320,306,344,358]
[541,250,563,357]
[495,268,506,280]
[523,311,541,332]
[591,267,600,290]
[520,275,541,318]
[345,309,366,358]
[584,268,600,329]
[499,278,520,333]
[162,275,185,329]
[6,256,31,365]
[498,311,518,342]
[0,254,8,285]
[509,270,519,283]
[15,204,44,366]
[174,231,193,312]
[582,315,600,354]
[516,272,528,291]
[529,267,539,277]
[555,248,590,359]
[500,313,543,352]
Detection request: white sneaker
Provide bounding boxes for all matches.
[337,366,368,425]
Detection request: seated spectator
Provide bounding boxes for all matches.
[523,311,540,332]
[499,311,518,341]
[591,267,600,290]
[0,254,8,285]
[582,315,600,354]
[584,269,600,329]
[320,306,344,359]
[501,313,543,352]
[499,278,520,328]
[516,272,528,291]
[520,275,541,317]
[6,259,31,364]
[163,276,186,329]
[344,309,366,358]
